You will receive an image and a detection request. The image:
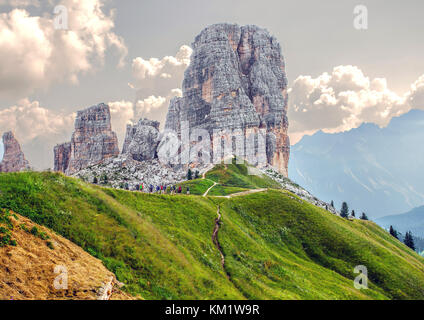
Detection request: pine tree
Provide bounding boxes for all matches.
[360,212,368,220]
[404,231,416,251]
[340,202,349,218]
[351,210,356,218]
[330,200,334,207]
[389,225,398,239]
[93,176,98,184]
[187,169,193,180]
[194,170,200,179]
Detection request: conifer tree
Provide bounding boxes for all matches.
[187,169,193,180]
[404,231,416,251]
[340,202,349,218]
[351,210,356,218]
[389,225,398,239]
[330,200,334,207]
[360,212,368,220]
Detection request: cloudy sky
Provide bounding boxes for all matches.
[0,0,424,168]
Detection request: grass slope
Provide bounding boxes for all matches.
[0,171,423,300]
[181,160,281,197]
[205,161,281,190]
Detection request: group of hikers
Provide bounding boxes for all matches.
[134,183,190,195]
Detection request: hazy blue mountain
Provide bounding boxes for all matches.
[289,109,424,219]
[376,206,424,238]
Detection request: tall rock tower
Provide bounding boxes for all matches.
[65,103,119,174]
[165,24,290,176]
[0,131,30,172]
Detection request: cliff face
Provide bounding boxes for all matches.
[66,103,119,174]
[121,118,160,161]
[0,131,30,172]
[165,24,290,176]
[54,142,71,173]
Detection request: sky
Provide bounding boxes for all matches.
[0,0,423,169]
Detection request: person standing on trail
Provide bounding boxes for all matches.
[187,186,190,195]
[178,186,182,194]
[156,185,160,193]
[164,185,167,194]
[160,185,164,194]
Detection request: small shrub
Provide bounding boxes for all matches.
[30,226,39,236]
[46,241,54,250]
[39,231,50,240]
[0,234,12,247]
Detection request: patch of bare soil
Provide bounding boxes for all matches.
[0,211,135,300]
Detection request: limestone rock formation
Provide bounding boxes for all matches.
[0,131,30,172]
[66,103,119,174]
[71,155,188,191]
[54,142,71,173]
[122,118,160,161]
[165,23,290,176]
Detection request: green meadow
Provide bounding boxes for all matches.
[0,167,423,299]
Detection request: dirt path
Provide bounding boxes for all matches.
[203,181,217,197]
[214,188,267,199]
[212,205,230,280]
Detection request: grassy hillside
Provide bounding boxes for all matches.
[0,170,423,299]
[180,160,280,196]
[205,161,281,190]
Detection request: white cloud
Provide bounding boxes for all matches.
[287,65,422,144]
[135,96,167,117]
[108,96,168,144]
[408,75,424,109]
[0,0,39,7]
[130,45,192,98]
[126,45,191,125]
[0,99,75,169]
[109,100,134,147]
[0,0,127,100]
[0,99,75,143]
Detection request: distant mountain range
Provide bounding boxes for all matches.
[376,206,424,238]
[289,109,424,219]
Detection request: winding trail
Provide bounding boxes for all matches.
[212,205,230,280]
[203,181,217,197]
[214,188,267,199]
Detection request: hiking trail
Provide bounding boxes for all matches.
[214,188,267,199]
[203,181,217,197]
[212,205,230,280]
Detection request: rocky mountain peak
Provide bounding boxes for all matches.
[0,131,30,172]
[122,118,160,162]
[165,23,290,176]
[65,103,119,174]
